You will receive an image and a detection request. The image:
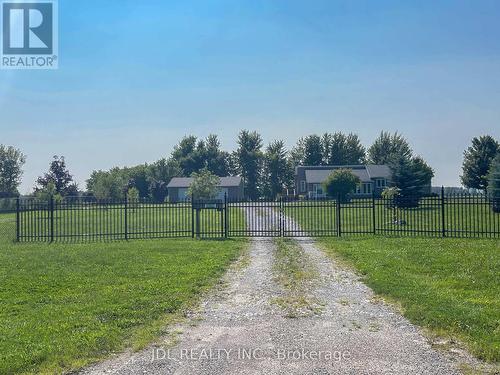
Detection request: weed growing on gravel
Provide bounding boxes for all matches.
[271,239,323,318]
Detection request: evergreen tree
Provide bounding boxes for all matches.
[389,155,434,207]
[461,135,499,191]
[487,154,500,213]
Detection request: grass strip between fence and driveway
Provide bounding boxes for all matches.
[0,238,247,374]
[318,237,500,364]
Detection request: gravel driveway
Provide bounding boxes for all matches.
[80,208,470,375]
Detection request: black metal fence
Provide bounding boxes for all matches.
[7,191,500,243]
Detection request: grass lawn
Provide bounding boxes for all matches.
[319,237,500,363]
[0,238,247,374]
[0,212,15,242]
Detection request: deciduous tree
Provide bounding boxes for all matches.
[368,131,412,164]
[234,130,263,200]
[188,169,220,200]
[302,135,323,166]
[0,145,26,197]
[35,156,78,197]
[148,158,181,203]
[262,140,293,199]
[323,132,365,165]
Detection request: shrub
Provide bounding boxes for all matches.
[188,169,220,200]
[322,169,360,202]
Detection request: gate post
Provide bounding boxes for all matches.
[336,194,342,237]
[16,197,20,242]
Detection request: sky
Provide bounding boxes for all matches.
[1,0,499,194]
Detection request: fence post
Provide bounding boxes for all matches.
[224,193,228,238]
[196,208,200,239]
[280,196,283,237]
[336,193,342,237]
[191,194,195,238]
[49,195,54,243]
[441,186,446,237]
[372,191,376,235]
[124,196,128,241]
[16,197,20,242]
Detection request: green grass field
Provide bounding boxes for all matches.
[0,212,15,242]
[0,212,247,374]
[319,237,500,363]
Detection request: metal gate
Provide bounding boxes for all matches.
[192,199,226,238]
[226,200,282,237]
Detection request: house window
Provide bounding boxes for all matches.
[300,180,306,193]
[376,179,386,188]
[314,184,324,196]
[363,183,372,194]
[356,184,362,194]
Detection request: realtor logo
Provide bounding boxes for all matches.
[1,0,58,69]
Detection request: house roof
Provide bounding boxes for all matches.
[167,176,242,188]
[365,165,391,179]
[301,165,390,184]
[305,169,371,183]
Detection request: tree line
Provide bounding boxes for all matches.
[83,130,433,201]
[0,131,498,203]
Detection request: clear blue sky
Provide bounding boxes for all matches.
[1,0,499,193]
